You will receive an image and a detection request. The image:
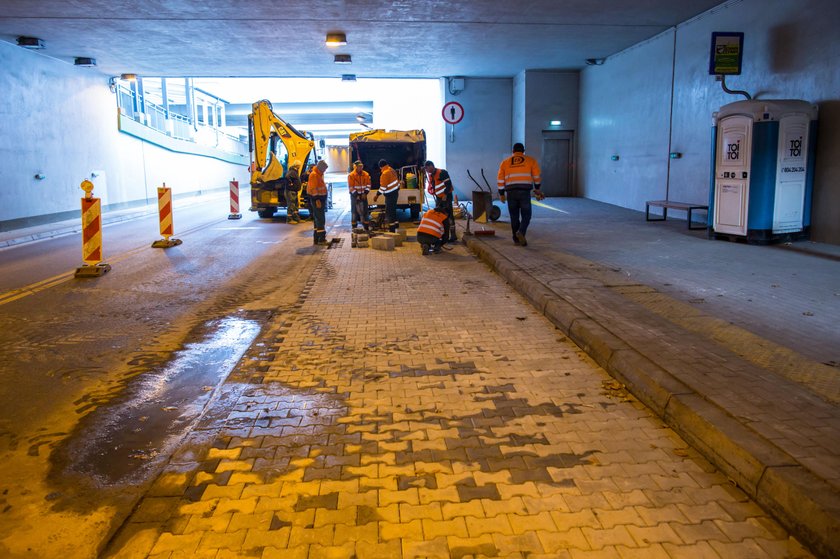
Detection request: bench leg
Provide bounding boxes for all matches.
[646,204,666,222]
[688,208,708,230]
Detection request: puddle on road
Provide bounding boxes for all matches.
[52,316,261,488]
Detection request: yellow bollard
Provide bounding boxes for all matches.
[151,183,182,248]
[74,179,112,277]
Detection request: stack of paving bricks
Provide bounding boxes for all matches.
[106,239,811,559]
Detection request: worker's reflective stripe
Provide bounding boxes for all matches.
[433,182,446,196]
[418,213,446,238]
[348,172,371,193]
[379,180,399,194]
[504,172,536,184]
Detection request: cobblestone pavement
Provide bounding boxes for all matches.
[104,225,811,559]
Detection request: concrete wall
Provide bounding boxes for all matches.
[0,41,245,229]
[444,78,513,200]
[523,71,580,165]
[578,0,840,243]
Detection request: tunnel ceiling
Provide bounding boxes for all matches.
[0,0,727,78]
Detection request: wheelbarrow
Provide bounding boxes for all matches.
[467,169,501,223]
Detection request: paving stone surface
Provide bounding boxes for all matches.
[104,223,812,559]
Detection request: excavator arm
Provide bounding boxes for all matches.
[249,100,315,184]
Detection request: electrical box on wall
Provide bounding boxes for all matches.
[449,77,465,93]
[709,100,818,243]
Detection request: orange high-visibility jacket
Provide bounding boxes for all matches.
[378,165,400,194]
[348,170,371,194]
[307,166,328,196]
[497,151,541,192]
[417,209,448,239]
[425,168,452,199]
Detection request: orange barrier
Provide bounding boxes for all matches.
[229,178,242,219]
[151,183,182,248]
[74,180,111,277]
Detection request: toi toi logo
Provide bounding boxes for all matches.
[789,138,802,158]
[726,141,740,160]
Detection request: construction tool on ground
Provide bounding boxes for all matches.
[467,169,502,223]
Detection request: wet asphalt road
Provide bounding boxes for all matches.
[0,193,346,558]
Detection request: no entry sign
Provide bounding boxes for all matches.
[442,101,464,124]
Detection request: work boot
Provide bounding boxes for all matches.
[516,231,527,246]
[513,236,521,245]
[432,245,442,254]
[421,244,430,256]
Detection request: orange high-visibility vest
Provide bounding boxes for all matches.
[497,151,541,192]
[379,165,400,194]
[307,167,328,196]
[348,170,371,194]
[417,209,448,239]
[425,169,448,199]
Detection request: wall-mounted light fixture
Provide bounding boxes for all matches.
[34,172,46,180]
[325,32,347,47]
[333,54,352,64]
[550,120,562,126]
[611,155,620,161]
[120,73,138,81]
[669,152,683,159]
[74,57,96,67]
[17,36,45,49]
[585,58,605,66]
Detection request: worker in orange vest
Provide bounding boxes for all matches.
[348,160,371,231]
[423,160,456,243]
[375,159,400,232]
[416,198,449,255]
[307,160,329,245]
[497,143,543,246]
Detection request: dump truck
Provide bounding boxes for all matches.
[248,99,318,218]
[349,129,426,220]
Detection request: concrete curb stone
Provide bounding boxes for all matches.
[463,234,840,559]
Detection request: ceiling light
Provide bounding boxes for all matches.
[17,36,45,49]
[120,73,138,81]
[341,74,357,81]
[325,32,347,47]
[333,54,352,64]
[585,58,605,66]
[74,57,97,67]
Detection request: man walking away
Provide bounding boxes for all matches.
[285,160,302,224]
[416,198,449,255]
[348,160,371,231]
[307,160,329,245]
[424,160,456,243]
[497,143,544,246]
[375,159,400,232]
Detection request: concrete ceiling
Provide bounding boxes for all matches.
[0,0,727,79]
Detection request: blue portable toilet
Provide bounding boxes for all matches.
[709,100,818,243]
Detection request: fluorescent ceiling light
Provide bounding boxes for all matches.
[334,54,352,64]
[325,32,347,47]
[17,36,45,49]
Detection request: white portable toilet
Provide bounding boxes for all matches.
[709,100,818,243]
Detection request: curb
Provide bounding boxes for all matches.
[464,235,840,559]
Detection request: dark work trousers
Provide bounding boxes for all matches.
[417,231,443,252]
[310,195,327,241]
[384,190,400,232]
[443,192,456,242]
[505,189,532,239]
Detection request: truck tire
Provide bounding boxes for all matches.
[258,207,276,218]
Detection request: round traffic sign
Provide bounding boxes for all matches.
[442,101,464,124]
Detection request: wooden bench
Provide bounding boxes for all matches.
[645,200,708,230]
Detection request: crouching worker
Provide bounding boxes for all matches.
[416,200,449,255]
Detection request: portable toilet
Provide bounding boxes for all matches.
[709,100,818,243]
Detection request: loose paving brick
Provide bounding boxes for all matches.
[103,221,813,558]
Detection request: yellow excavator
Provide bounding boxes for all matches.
[248,99,317,218]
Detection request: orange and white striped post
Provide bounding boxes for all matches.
[228,178,242,219]
[151,182,182,248]
[74,179,111,277]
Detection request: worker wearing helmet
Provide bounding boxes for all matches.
[285,160,303,224]
[416,198,449,255]
[307,159,329,245]
[375,159,400,232]
[424,160,456,243]
[497,143,543,246]
[348,160,371,231]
